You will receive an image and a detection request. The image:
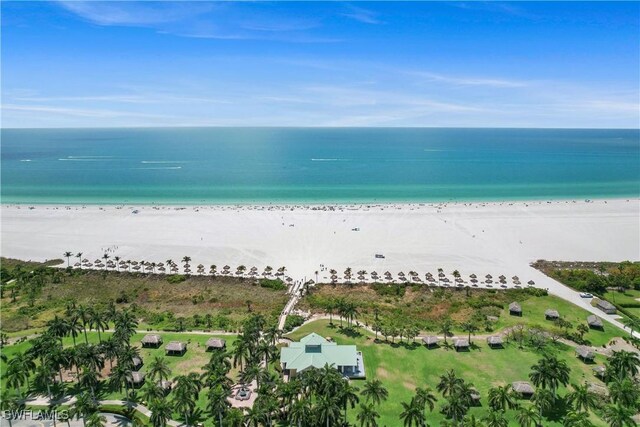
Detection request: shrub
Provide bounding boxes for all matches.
[258,278,287,291]
[166,274,187,284]
[283,314,305,332]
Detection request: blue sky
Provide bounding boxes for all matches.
[2,1,639,128]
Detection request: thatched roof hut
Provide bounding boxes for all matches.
[422,336,439,348]
[487,336,503,348]
[593,365,606,379]
[575,345,595,362]
[509,302,522,316]
[158,380,172,393]
[512,381,535,398]
[544,309,559,320]
[587,315,604,329]
[165,341,187,356]
[596,299,617,315]
[132,356,143,370]
[454,338,470,352]
[206,338,226,351]
[127,371,145,388]
[141,334,163,348]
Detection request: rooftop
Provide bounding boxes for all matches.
[280,333,358,372]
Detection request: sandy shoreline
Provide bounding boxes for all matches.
[2,198,639,327]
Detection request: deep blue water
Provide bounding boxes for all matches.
[1,127,638,204]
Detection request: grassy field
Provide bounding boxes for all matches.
[300,283,628,347]
[287,319,609,427]
[1,257,289,333]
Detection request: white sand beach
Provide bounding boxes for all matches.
[2,198,639,327]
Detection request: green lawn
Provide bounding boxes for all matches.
[287,319,608,427]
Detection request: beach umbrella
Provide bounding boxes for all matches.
[438,272,445,278]
[86,263,93,267]
[398,272,405,277]
[132,261,138,265]
[158,262,164,267]
[512,275,519,281]
[82,258,89,263]
[358,275,365,280]
[158,266,166,272]
[470,274,477,279]
[499,275,506,280]
[185,268,191,273]
[486,279,493,283]
[528,280,535,285]
[197,264,204,269]
[250,266,258,271]
[133,265,140,270]
[74,262,81,267]
[94,259,101,264]
[485,274,492,279]
[171,267,178,272]
[223,265,230,270]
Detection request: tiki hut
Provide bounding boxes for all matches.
[158,380,172,394]
[165,341,187,356]
[587,315,604,330]
[575,345,596,362]
[596,299,617,315]
[487,336,503,349]
[422,336,439,349]
[512,381,535,398]
[509,302,522,316]
[470,388,481,406]
[593,365,606,379]
[527,280,535,286]
[127,371,145,388]
[206,338,226,351]
[454,338,470,352]
[544,309,559,320]
[141,334,163,348]
[132,356,143,370]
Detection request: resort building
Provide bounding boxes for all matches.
[206,338,226,351]
[280,333,365,379]
[165,341,187,356]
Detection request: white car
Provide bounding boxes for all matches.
[579,292,593,298]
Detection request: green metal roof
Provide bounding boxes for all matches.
[281,333,358,371]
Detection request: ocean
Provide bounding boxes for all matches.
[1,127,638,204]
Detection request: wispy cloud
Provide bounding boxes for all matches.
[341,5,383,25]
[2,103,176,120]
[408,71,528,88]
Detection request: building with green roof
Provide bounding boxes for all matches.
[280,333,365,379]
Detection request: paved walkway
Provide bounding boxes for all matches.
[21,397,182,427]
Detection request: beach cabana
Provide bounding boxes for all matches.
[422,336,439,349]
[127,371,145,388]
[512,381,535,399]
[587,315,604,330]
[575,345,596,363]
[206,338,226,351]
[141,334,163,348]
[509,302,522,316]
[544,309,559,320]
[595,299,617,315]
[487,336,503,349]
[165,341,187,356]
[453,338,470,352]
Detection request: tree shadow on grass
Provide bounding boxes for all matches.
[544,396,570,423]
[337,327,363,338]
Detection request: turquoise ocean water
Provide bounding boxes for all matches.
[1,128,638,204]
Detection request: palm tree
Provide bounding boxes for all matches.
[437,369,462,397]
[114,256,121,272]
[441,393,470,423]
[531,388,554,421]
[607,350,640,380]
[5,351,36,393]
[147,356,172,382]
[461,321,479,344]
[361,379,389,406]
[64,251,73,267]
[75,305,91,344]
[488,385,518,412]
[72,392,97,427]
[529,355,570,398]
[608,377,640,408]
[439,318,454,345]
[316,395,341,427]
[101,253,109,270]
[602,404,636,427]
[563,411,595,427]
[462,415,486,427]
[142,381,165,404]
[357,403,380,427]
[207,383,231,427]
[399,397,425,427]
[68,314,83,346]
[172,374,201,426]
[483,412,508,427]
[47,315,69,344]
[516,406,540,427]
[76,252,83,267]
[85,413,107,427]
[414,387,437,413]
[0,390,24,427]
[339,381,360,419]
[288,399,311,427]
[88,309,108,342]
[566,382,597,413]
[149,398,174,427]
